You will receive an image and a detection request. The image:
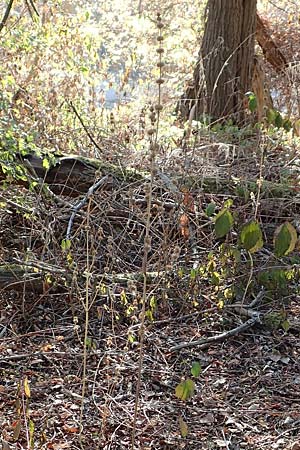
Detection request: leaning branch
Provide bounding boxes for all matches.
[170,310,262,351]
[0,0,14,33]
[66,175,109,240]
[256,13,287,72]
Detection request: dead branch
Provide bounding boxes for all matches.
[169,311,262,351]
[0,0,14,33]
[256,14,287,73]
[66,175,110,240]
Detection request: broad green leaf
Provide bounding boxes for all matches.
[240,221,263,253]
[205,202,216,217]
[191,361,201,378]
[248,93,257,112]
[266,108,277,124]
[282,118,292,132]
[214,209,234,238]
[190,268,197,280]
[175,378,195,401]
[178,416,188,437]
[281,319,290,332]
[42,158,50,170]
[274,111,283,128]
[274,222,297,257]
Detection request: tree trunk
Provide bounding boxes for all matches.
[179,0,257,124]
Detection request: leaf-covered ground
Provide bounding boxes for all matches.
[1,136,300,450]
[1,292,300,449]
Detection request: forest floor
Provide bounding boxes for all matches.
[1,131,300,450]
[1,295,300,450]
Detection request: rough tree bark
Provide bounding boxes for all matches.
[178,0,257,124]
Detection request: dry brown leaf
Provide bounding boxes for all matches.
[179,213,189,239]
[48,443,70,449]
[291,443,300,450]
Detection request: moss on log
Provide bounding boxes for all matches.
[0,152,297,200]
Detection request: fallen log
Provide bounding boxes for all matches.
[0,152,298,199]
[1,152,145,196]
[0,264,47,293]
[16,153,144,196]
[0,262,163,293]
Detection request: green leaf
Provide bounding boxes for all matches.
[190,268,197,280]
[214,209,234,238]
[282,118,292,132]
[266,108,277,125]
[231,247,241,263]
[240,221,263,253]
[61,239,71,251]
[211,271,221,285]
[274,222,297,257]
[205,202,216,217]
[224,198,233,208]
[150,295,156,309]
[281,319,290,332]
[274,111,283,128]
[29,420,35,448]
[178,416,188,437]
[248,93,257,112]
[175,378,195,401]
[42,158,50,170]
[191,361,202,378]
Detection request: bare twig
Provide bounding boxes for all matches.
[0,195,36,214]
[0,0,14,33]
[170,310,262,351]
[26,0,39,17]
[66,175,109,240]
[68,101,102,153]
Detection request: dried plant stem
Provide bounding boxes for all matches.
[79,198,92,446]
[240,250,254,307]
[131,148,154,449]
[131,14,164,449]
[254,134,264,220]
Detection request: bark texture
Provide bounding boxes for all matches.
[178,0,257,124]
[0,154,143,196]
